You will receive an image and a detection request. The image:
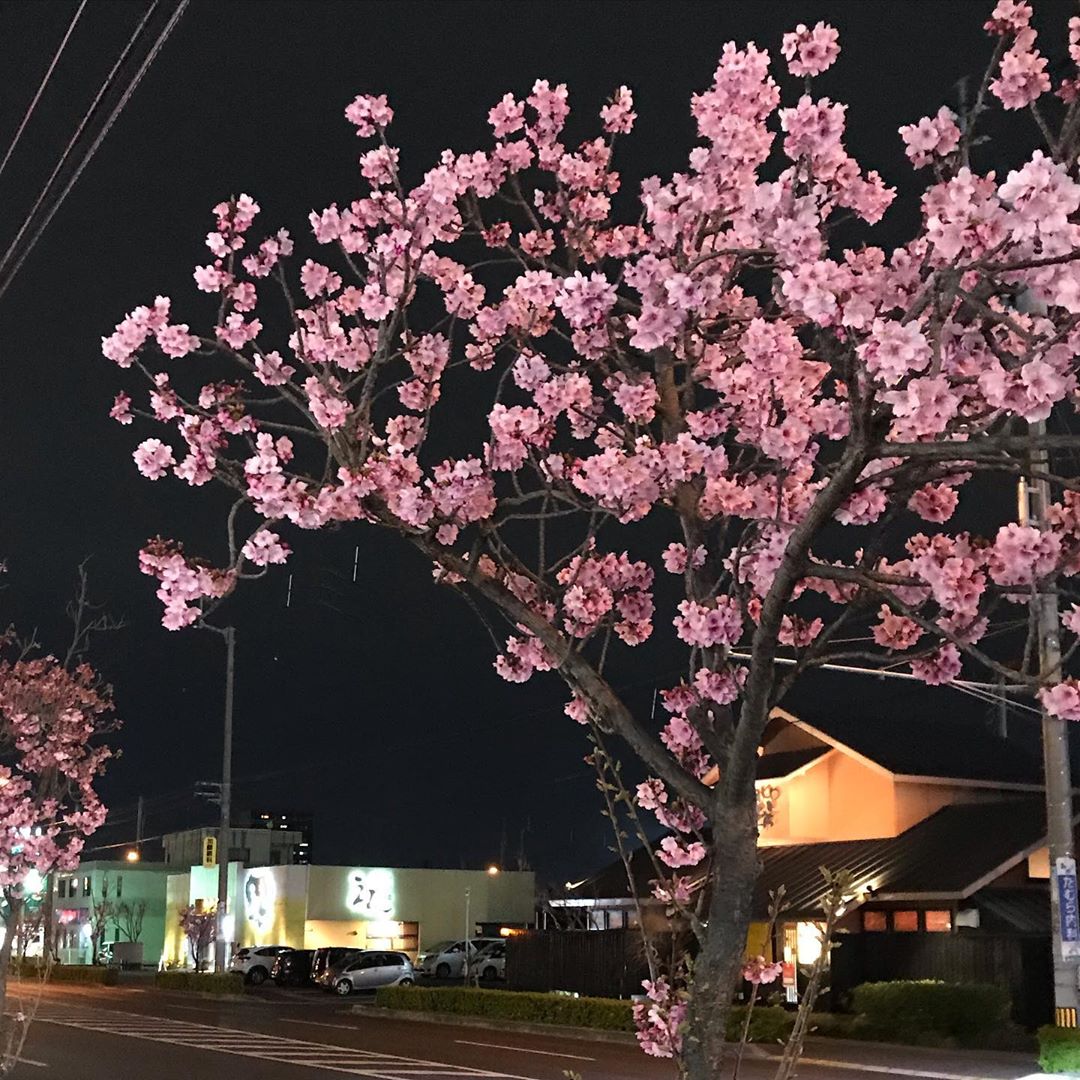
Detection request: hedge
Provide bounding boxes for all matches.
[155,971,245,995]
[726,1005,793,1043]
[851,981,1010,1044]
[11,963,118,986]
[1039,1025,1080,1073]
[375,986,635,1031]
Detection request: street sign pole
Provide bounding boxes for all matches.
[1021,422,1080,1026]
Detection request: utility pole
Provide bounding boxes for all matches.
[1021,420,1080,1027]
[214,626,235,974]
[135,795,144,857]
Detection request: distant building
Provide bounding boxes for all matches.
[162,864,536,968]
[54,860,169,967]
[163,825,303,868]
[234,808,314,864]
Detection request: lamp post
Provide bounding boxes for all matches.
[214,626,235,975]
[464,887,471,982]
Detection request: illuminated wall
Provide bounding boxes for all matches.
[164,862,536,966]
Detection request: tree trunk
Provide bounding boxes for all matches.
[681,784,760,1080]
[0,901,23,1019]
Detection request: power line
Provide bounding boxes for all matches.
[0,0,189,303]
[0,0,88,184]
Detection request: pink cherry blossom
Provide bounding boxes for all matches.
[133,438,175,479]
[1040,680,1080,721]
[781,22,840,77]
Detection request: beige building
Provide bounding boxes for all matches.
[163,862,535,968]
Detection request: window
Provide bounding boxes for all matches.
[925,910,952,933]
[385,953,404,966]
[82,876,90,897]
[862,911,887,932]
[892,910,918,932]
[57,879,67,899]
[116,876,123,898]
[269,850,281,866]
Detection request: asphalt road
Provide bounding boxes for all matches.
[3,983,1046,1080]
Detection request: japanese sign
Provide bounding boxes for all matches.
[1056,856,1080,959]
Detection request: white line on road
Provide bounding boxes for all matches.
[281,1019,365,1030]
[454,1040,595,1062]
[12,1057,47,1068]
[798,1056,1016,1080]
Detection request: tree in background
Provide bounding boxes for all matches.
[103,3,1080,1074]
[86,875,113,966]
[178,905,216,973]
[112,899,146,945]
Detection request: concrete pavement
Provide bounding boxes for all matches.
[2,982,1046,1080]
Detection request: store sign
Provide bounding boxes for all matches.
[244,870,276,932]
[348,868,394,918]
[1057,857,1080,959]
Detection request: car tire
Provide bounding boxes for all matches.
[247,967,268,986]
[335,978,353,996]
[483,966,497,981]
[435,963,451,979]
[399,977,414,986]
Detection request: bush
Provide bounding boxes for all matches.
[375,986,634,1031]
[11,963,118,986]
[1039,1025,1080,1073]
[154,971,244,995]
[725,1005,793,1043]
[851,981,1010,1045]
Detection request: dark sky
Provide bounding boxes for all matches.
[0,0,1072,883]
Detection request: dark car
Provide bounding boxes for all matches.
[271,949,314,986]
[311,947,359,987]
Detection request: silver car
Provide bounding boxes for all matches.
[416,938,500,979]
[333,950,416,995]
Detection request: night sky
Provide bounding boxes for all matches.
[0,0,1072,883]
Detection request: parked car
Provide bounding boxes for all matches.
[271,948,314,986]
[311,947,360,987]
[230,944,292,985]
[416,938,501,979]
[333,950,415,995]
[474,940,506,981]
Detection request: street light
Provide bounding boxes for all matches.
[486,865,499,876]
[125,849,140,863]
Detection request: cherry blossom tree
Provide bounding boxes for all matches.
[178,905,215,972]
[103,3,1080,1073]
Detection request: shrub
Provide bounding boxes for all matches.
[851,981,1009,1045]
[11,963,118,986]
[375,986,634,1031]
[725,1005,793,1043]
[154,971,244,995]
[1039,1025,1080,1073]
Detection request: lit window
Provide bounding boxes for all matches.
[862,911,887,932]
[925,910,951,933]
[82,876,90,896]
[893,910,918,932]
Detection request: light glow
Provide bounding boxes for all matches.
[486,865,499,876]
[125,849,140,863]
[348,868,394,917]
[243,870,276,933]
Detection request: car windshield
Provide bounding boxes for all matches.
[424,941,453,954]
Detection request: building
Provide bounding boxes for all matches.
[233,808,314,864]
[549,705,1067,1025]
[162,863,535,968]
[163,825,304,868]
[53,860,170,967]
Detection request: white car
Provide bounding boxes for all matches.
[473,940,506,981]
[230,944,292,985]
[416,938,500,979]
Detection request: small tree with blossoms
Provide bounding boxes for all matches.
[103,4,1080,1074]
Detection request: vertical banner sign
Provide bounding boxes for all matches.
[1056,857,1080,959]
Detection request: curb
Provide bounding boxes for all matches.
[349,1004,638,1046]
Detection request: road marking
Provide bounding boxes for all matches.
[798,1057,1012,1080]
[283,1019,366,1030]
[11,1057,47,1068]
[454,1040,595,1062]
[35,1004,543,1079]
